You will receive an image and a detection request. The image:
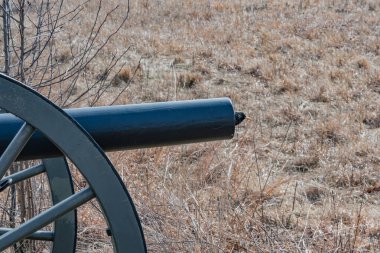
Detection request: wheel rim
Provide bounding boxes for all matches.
[0,73,146,252]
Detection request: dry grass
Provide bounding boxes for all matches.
[4,0,380,252]
[72,0,380,251]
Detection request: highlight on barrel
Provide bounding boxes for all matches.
[0,98,243,161]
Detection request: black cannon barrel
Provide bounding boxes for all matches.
[0,98,236,161]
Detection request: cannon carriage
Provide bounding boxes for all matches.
[0,73,244,252]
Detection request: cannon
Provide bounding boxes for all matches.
[0,73,244,252]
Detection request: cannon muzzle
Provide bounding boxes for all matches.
[0,98,239,160]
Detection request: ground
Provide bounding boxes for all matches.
[70,1,380,252]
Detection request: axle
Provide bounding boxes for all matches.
[0,98,240,160]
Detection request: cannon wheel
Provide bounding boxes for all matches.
[0,74,146,252]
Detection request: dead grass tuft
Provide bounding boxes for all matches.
[329,69,346,82]
[357,58,370,70]
[197,48,213,59]
[286,156,319,172]
[111,67,132,86]
[118,67,133,82]
[275,79,300,94]
[245,63,275,82]
[111,65,143,87]
[317,119,345,144]
[280,106,302,124]
[304,186,325,203]
[194,64,211,76]
[365,182,380,194]
[55,49,71,63]
[218,61,242,72]
[311,86,329,103]
[363,115,380,129]
[177,72,202,89]
[327,169,375,188]
[173,56,185,65]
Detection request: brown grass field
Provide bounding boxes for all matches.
[55,0,380,252]
[3,0,380,252]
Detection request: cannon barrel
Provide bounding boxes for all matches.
[0,98,236,161]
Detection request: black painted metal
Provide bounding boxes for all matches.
[0,188,94,251]
[0,72,241,252]
[0,228,54,241]
[44,157,77,253]
[0,163,45,191]
[0,123,34,175]
[0,98,235,160]
[0,158,77,251]
[0,73,146,252]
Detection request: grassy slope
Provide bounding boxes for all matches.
[57,0,380,252]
